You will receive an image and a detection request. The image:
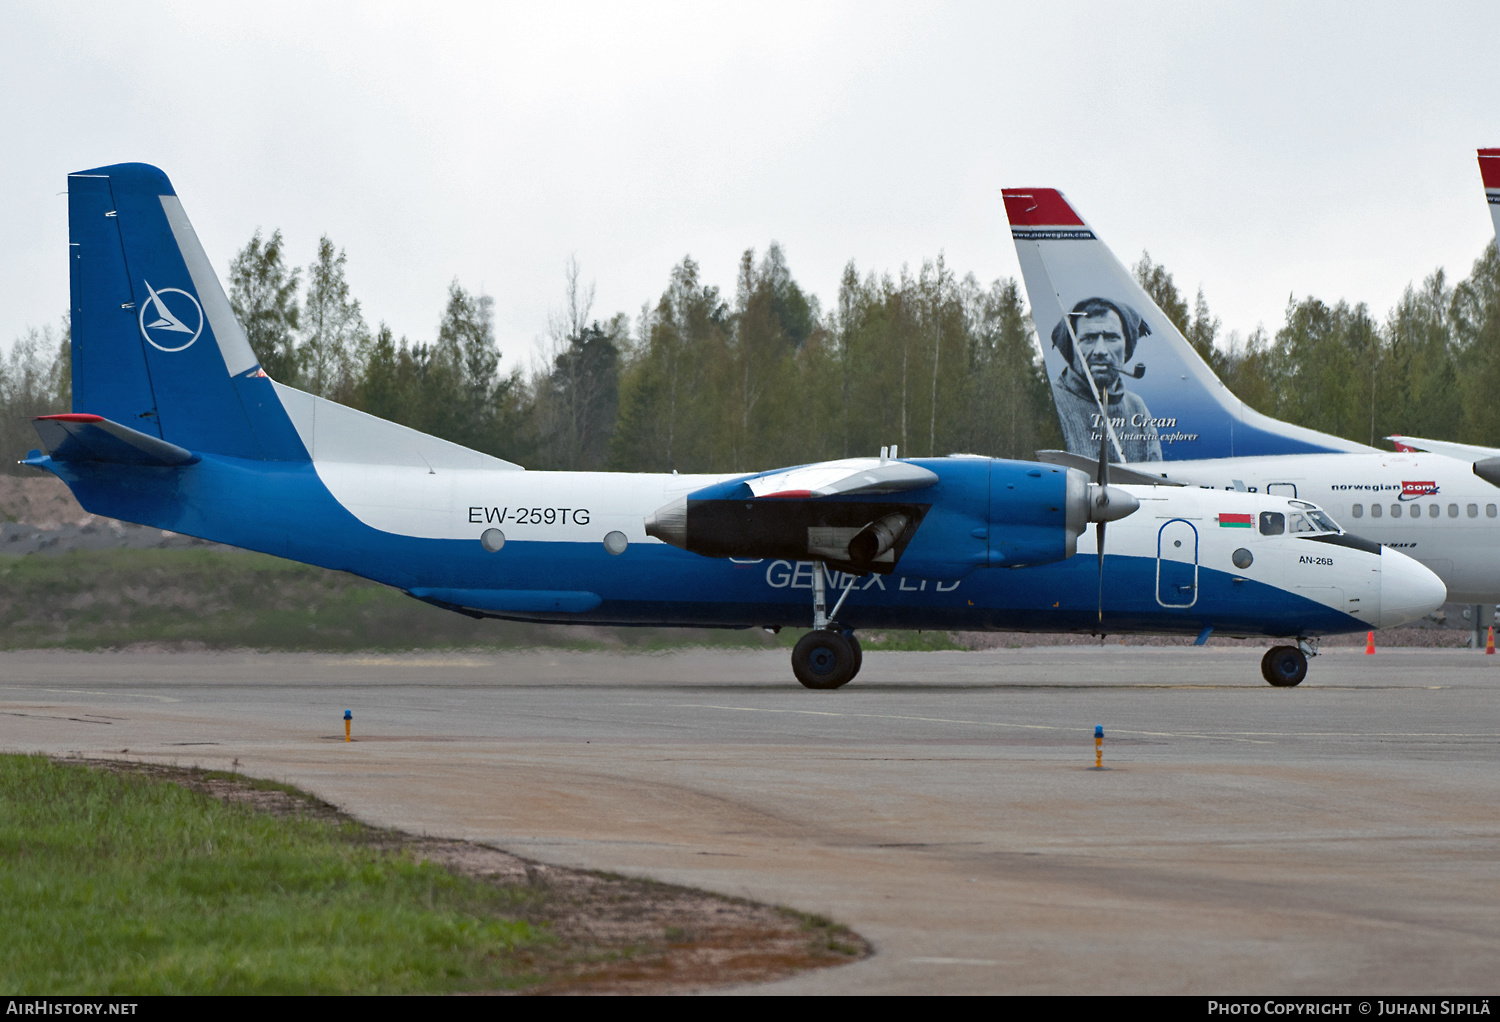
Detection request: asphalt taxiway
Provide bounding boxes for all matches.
[2,646,1497,994]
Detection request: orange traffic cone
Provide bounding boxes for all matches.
[1365,631,1375,655]
[1487,626,1495,655]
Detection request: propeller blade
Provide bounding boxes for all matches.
[1096,429,1108,625]
[1096,520,1106,624]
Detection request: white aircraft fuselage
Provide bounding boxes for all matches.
[1158,452,1500,604]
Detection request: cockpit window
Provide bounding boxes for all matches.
[1288,513,1317,534]
[1306,509,1340,532]
[1259,511,1285,536]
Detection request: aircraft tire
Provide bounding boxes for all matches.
[844,631,863,680]
[1261,645,1307,687]
[793,631,856,690]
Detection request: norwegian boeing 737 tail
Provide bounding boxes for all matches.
[1001,187,1370,464]
[1479,149,1500,242]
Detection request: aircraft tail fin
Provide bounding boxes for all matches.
[1479,149,1500,242]
[67,163,306,461]
[67,163,523,474]
[1002,187,1370,463]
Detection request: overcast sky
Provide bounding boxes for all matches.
[3,1,1498,369]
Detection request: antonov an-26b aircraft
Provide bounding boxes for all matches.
[29,163,1445,688]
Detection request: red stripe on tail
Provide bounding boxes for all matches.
[1002,188,1085,227]
[1479,149,1500,190]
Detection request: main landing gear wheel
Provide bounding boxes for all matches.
[1261,645,1308,687]
[844,631,863,680]
[793,631,857,690]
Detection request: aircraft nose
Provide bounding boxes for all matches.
[1378,549,1447,628]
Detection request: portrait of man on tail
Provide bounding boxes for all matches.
[1050,297,1162,462]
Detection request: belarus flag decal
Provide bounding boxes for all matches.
[1218,513,1254,528]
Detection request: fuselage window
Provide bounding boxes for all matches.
[1430,504,1440,518]
[1449,504,1459,518]
[1410,504,1422,519]
[1259,511,1285,535]
[1390,504,1402,518]
[1288,513,1316,534]
[1372,503,1383,518]
[1489,505,1498,518]
[1351,503,1364,518]
[1469,504,1479,518]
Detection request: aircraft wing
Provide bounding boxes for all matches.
[1387,435,1500,461]
[31,414,197,467]
[1388,435,1500,490]
[743,457,939,498]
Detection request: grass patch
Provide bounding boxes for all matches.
[0,754,544,994]
[0,756,868,994]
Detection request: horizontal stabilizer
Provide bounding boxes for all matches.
[745,457,939,499]
[1035,450,1183,486]
[33,414,197,467]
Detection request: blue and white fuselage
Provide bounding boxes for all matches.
[40,383,1437,639]
[35,162,1446,689]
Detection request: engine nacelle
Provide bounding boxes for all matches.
[646,493,928,575]
[645,458,1139,578]
[984,461,1075,568]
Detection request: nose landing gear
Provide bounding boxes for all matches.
[1260,640,1314,687]
[792,562,864,690]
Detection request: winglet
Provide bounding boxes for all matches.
[33,413,198,467]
